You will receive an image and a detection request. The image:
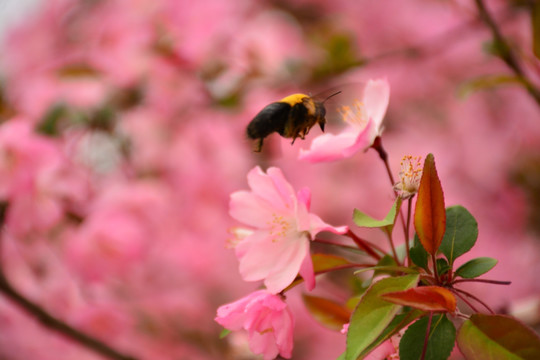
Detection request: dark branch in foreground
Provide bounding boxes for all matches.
[474,0,540,107]
[0,271,139,360]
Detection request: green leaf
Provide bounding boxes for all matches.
[457,314,540,360]
[358,309,423,359]
[345,274,419,360]
[410,234,429,271]
[455,257,498,279]
[36,103,67,137]
[354,197,402,235]
[219,329,231,339]
[400,314,456,360]
[354,265,418,277]
[458,75,525,99]
[374,255,397,277]
[436,258,451,276]
[302,294,351,331]
[414,154,446,256]
[439,206,478,265]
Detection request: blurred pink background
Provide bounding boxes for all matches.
[0,0,538,359]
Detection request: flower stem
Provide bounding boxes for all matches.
[344,230,384,261]
[386,233,400,265]
[420,312,433,360]
[431,253,440,284]
[405,197,413,266]
[372,137,409,250]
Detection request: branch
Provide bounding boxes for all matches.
[0,264,139,360]
[474,0,540,106]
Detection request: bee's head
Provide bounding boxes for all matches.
[318,107,326,132]
[316,91,340,132]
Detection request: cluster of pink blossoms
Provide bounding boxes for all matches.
[215,79,390,359]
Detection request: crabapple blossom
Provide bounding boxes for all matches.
[394,155,423,199]
[215,290,294,360]
[299,78,390,162]
[229,166,348,294]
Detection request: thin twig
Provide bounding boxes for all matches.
[0,272,138,360]
[453,287,495,314]
[0,201,138,360]
[452,289,480,313]
[474,0,540,106]
[345,230,385,261]
[452,278,511,286]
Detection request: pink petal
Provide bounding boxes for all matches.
[250,331,280,360]
[229,191,277,228]
[263,235,310,294]
[271,307,294,358]
[295,189,312,232]
[298,131,357,162]
[247,166,295,212]
[235,230,283,281]
[299,252,315,291]
[307,213,348,238]
[364,78,390,132]
[215,290,267,330]
[296,187,311,211]
[235,231,310,293]
[298,120,375,163]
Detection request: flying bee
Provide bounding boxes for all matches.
[246,91,341,152]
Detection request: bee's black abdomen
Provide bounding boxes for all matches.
[246,102,291,140]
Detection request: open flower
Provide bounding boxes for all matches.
[229,166,348,294]
[299,78,390,163]
[394,155,423,199]
[215,290,294,360]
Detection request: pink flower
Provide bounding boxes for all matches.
[229,166,348,294]
[215,290,295,360]
[299,79,390,162]
[394,155,423,199]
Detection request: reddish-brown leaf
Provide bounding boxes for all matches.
[414,153,446,255]
[302,294,351,331]
[458,314,540,359]
[381,286,457,313]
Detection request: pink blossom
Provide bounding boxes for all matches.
[229,166,348,294]
[299,79,390,163]
[215,290,294,360]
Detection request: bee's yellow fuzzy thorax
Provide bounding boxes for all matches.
[279,93,308,106]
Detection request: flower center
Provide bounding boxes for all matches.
[268,213,293,242]
[395,155,422,199]
[339,100,368,128]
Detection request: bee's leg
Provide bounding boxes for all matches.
[253,138,263,152]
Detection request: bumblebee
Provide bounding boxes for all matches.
[246,91,341,152]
